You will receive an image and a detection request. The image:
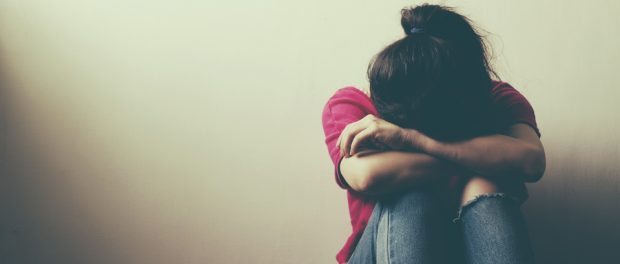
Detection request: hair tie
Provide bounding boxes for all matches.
[409,27,425,34]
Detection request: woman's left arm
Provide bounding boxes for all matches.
[406,123,546,183]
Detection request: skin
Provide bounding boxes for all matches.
[338,87,546,205]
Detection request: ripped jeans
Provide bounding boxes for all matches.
[346,186,536,264]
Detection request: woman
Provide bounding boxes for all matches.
[321,4,546,264]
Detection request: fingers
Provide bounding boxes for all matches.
[336,128,346,156]
[340,122,366,157]
[349,126,376,156]
[337,114,377,157]
[336,128,345,155]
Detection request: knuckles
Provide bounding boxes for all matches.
[364,114,377,121]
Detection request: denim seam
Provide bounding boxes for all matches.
[451,192,521,224]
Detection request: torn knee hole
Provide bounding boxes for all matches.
[460,192,507,207]
[452,192,511,224]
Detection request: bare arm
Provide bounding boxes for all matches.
[339,148,464,197]
[337,115,545,198]
[407,123,546,182]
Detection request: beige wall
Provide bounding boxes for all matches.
[1,1,618,263]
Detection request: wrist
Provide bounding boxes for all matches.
[402,128,435,151]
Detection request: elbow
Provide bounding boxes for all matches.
[349,167,396,195]
[339,156,378,193]
[347,168,379,193]
[349,176,373,193]
[520,144,546,183]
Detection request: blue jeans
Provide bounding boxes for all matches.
[346,186,536,264]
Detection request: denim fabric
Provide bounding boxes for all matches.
[456,193,536,264]
[346,188,535,264]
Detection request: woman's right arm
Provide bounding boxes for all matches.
[340,149,463,197]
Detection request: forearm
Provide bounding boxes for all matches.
[340,149,465,197]
[408,130,544,182]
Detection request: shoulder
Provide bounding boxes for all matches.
[323,86,376,116]
[321,86,378,134]
[489,80,536,109]
[489,80,541,137]
[491,80,522,96]
[328,86,371,102]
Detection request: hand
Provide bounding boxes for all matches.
[337,114,415,157]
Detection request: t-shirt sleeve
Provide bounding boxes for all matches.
[491,81,541,138]
[321,87,373,190]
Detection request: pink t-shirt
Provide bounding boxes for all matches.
[321,80,540,264]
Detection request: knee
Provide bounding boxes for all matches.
[460,176,501,206]
[453,176,525,224]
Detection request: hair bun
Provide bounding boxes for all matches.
[400,8,417,35]
[400,4,442,36]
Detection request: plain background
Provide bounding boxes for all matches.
[1,0,619,263]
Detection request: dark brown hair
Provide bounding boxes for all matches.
[368,4,499,141]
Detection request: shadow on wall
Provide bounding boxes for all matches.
[0,64,127,263]
[523,146,620,264]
